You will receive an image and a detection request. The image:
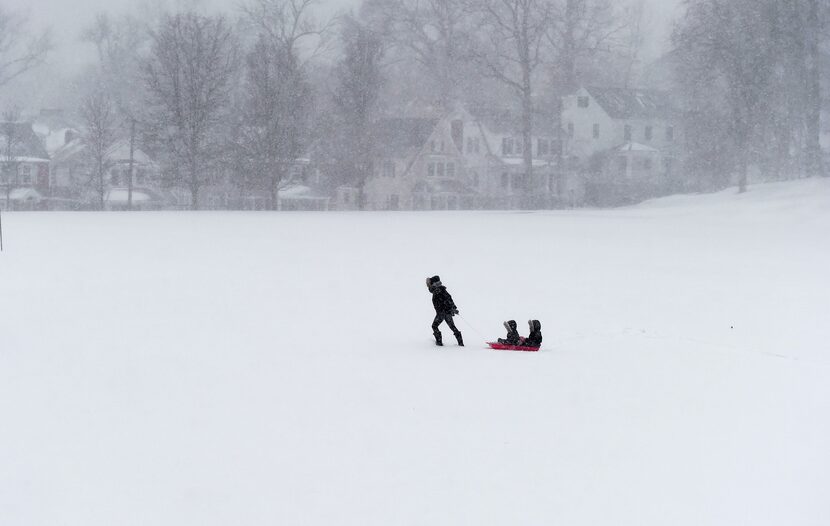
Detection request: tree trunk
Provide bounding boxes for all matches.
[128,118,136,210]
[805,0,823,178]
[99,162,105,210]
[190,159,199,210]
[522,85,534,207]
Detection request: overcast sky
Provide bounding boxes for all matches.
[8,0,683,61]
[1,0,682,109]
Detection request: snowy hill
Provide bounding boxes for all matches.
[1,179,828,525]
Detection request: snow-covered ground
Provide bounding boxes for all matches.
[1,179,829,525]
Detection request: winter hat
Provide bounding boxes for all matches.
[504,320,517,331]
[428,275,441,285]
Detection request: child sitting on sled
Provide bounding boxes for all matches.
[498,320,522,345]
[522,320,543,348]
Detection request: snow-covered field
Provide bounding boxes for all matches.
[1,179,829,525]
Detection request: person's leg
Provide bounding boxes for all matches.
[431,314,443,345]
[445,315,463,346]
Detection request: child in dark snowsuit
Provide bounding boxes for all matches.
[498,320,521,345]
[522,320,543,348]
[426,275,463,346]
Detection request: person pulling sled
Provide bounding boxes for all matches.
[426,275,463,347]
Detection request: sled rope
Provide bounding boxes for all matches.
[458,314,486,340]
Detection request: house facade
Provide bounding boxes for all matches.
[0,122,51,211]
[562,86,683,205]
[363,107,583,211]
[50,138,165,210]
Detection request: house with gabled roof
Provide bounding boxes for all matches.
[50,138,166,210]
[562,86,684,204]
[363,106,583,210]
[0,121,51,210]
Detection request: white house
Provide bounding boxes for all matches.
[561,86,683,204]
[363,106,582,210]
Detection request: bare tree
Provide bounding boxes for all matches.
[332,17,385,210]
[465,0,551,195]
[0,7,51,88]
[674,0,827,191]
[240,0,334,63]
[363,0,471,111]
[1,107,23,210]
[84,11,155,209]
[236,0,324,209]
[80,89,118,210]
[547,0,627,95]
[144,12,238,210]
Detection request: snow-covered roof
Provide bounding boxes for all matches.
[44,128,80,155]
[279,185,328,200]
[616,142,660,153]
[0,122,50,160]
[52,138,156,166]
[105,188,163,204]
[7,156,50,163]
[499,157,556,167]
[585,86,676,120]
[105,140,155,165]
[8,188,44,201]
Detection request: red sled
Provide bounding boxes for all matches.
[487,342,540,352]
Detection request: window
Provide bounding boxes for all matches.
[428,163,436,177]
[502,137,514,156]
[501,173,509,188]
[577,96,590,108]
[593,124,600,139]
[624,125,632,141]
[663,158,674,174]
[645,126,653,141]
[430,140,437,153]
[436,163,445,177]
[537,138,550,157]
[567,122,574,138]
[643,158,653,170]
[21,165,32,185]
[666,126,675,141]
[446,163,455,178]
[515,139,523,155]
[383,161,395,178]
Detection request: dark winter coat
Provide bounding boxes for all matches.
[431,285,458,315]
[524,320,542,348]
[499,320,521,345]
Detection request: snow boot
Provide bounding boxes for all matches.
[454,332,464,346]
[434,331,443,346]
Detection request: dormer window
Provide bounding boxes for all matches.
[577,96,590,108]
